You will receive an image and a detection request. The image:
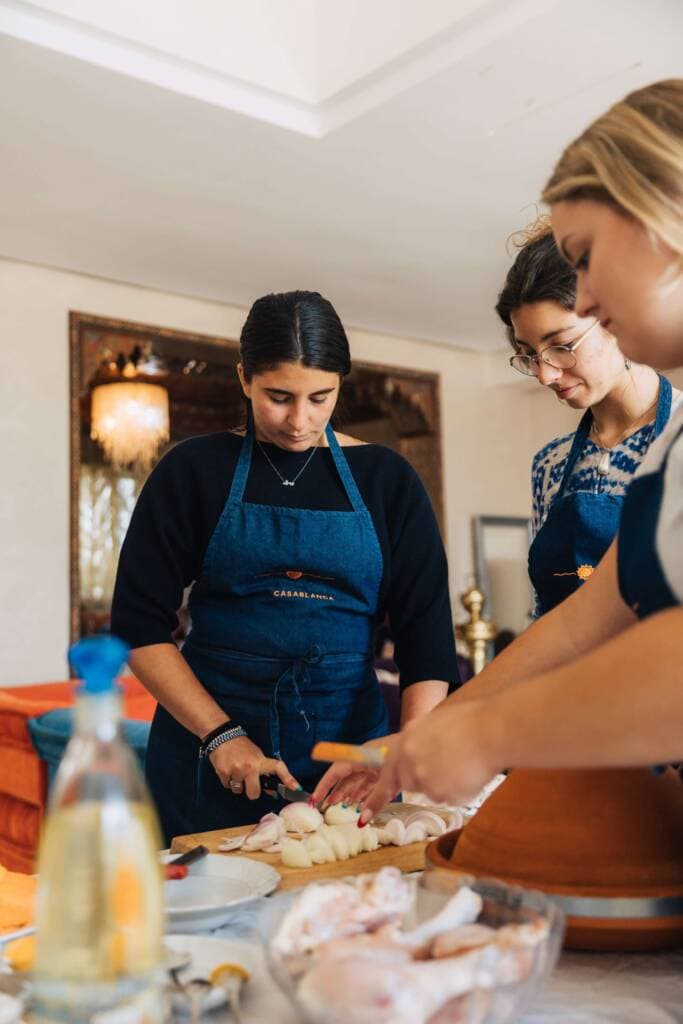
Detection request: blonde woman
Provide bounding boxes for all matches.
[360,80,683,819]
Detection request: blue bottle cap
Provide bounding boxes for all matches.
[68,635,130,694]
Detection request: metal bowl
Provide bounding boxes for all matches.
[261,869,564,1024]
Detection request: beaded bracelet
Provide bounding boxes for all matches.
[198,723,248,759]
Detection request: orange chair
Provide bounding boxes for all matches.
[0,679,156,872]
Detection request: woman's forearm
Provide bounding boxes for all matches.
[400,679,448,727]
[485,605,683,769]
[129,643,228,738]
[453,543,634,704]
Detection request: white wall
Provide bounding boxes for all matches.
[0,257,578,684]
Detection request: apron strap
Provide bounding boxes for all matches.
[654,375,672,437]
[325,424,367,513]
[227,421,254,503]
[557,411,593,500]
[229,420,369,512]
[558,375,673,500]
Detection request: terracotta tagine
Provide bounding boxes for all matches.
[425,767,683,951]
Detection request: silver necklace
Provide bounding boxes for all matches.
[591,397,658,477]
[257,440,319,487]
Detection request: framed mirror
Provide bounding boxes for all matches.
[472,515,534,640]
[70,311,444,643]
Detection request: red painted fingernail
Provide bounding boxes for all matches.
[357,818,367,829]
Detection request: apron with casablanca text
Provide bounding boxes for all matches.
[146,423,388,841]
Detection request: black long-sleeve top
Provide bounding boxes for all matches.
[111,433,460,692]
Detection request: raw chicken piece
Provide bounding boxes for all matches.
[272,868,413,958]
[313,929,411,965]
[496,915,549,948]
[430,923,498,959]
[272,883,368,957]
[352,867,414,927]
[398,887,483,952]
[297,942,519,1024]
[280,803,323,833]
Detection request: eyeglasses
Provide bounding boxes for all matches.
[509,319,600,377]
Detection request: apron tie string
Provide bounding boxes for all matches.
[269,645,322,760]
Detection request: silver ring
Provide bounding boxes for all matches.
[228,777,243,791]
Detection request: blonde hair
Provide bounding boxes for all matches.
[542,79,683,262]
[507,213,553,254]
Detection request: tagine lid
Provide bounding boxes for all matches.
[444,767,683,897]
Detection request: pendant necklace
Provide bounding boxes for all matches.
[257,440,319,487]
[591,397,658,477]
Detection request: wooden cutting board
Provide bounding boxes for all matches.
[169,803,439,891]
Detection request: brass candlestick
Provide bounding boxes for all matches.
[455,586,497,675]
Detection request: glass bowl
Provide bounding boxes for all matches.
[260,867,564,1024]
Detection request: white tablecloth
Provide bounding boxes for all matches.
[207,898,683,1024]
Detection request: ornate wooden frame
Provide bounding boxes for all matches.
[69,311,444,643]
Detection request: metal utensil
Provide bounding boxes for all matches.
[0,926,35,948]
[261,775,314,803]
[311,741,388,767]
[169,964,212,1024]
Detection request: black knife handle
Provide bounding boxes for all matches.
[168,844,209,867]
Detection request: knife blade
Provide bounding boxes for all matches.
[261,775,314,803]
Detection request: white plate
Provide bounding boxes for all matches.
[161,853,280,933]
[164,934,258,1015]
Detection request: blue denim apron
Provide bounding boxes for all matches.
[146,424,388,841]
[618,422,683,620]
[528,377,672,617]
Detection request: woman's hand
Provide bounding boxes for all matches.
[310,763,388,808]
[310,735,399,808]
[359,699,500,824]
[209,736,300,800]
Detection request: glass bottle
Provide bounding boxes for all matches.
[33,636,165,1024]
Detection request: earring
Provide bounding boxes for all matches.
[625,357,632,370]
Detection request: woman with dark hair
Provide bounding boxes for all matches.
[111,290,458,841]
[496,220,678,617]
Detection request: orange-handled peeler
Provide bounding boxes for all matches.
[311,741,389,767]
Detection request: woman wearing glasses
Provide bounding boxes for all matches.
[497,223,678,617]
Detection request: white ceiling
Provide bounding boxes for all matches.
[1,0,682,350]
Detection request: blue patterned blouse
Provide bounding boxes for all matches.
[531,423,661,538]
[530,394,683,617]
